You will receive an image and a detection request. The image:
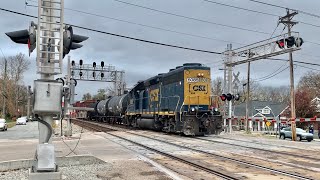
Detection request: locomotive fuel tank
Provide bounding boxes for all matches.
[107,94,128,116]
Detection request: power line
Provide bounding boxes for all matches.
[201,0,279,17]
[295,64,320,71]
[111,0,270,35]
[200,0,320,30]
[248,0,320,19]
[25,3,244,45]
[0,7,222,55]
[252,61,287,81]
[253,65,289,82]
[268,58,320,67]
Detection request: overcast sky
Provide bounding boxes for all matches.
[1,0,320,100]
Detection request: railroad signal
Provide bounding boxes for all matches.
[234,93,240,101]
[220,94,227,101]
[101,72,104,78]
[79,71,83,77]
[226,93,233,101]
[62,25,88,58]
[276,36,303,49]
[220,93,240,101]
[79,59,83,66]
[93,62,96,68]
[101,61,104,68]
[5,21,37,56]
[92,71,96,78]
[71,60,75,66]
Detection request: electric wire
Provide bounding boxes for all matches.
[295,64,320,71]
[252,61,288,81]
[0,7,222,55]
[248,0,320,19]
[111,0,270,35]
[25,3,244,45]
[63,127,84,157]
[253,65,290,82]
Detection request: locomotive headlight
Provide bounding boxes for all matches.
[214,108,218,112]
[191,107,195,112]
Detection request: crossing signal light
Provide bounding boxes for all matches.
[5,21,37,56]
[220,93,240,101]
[220,94,227,101]
[62,26,88,58]
[226,93,233,101]
[234,94,240,101]
[276,36,303,49]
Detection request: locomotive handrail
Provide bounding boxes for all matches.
[127,95,180,114]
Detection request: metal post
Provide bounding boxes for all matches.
[223,63,227,128]
[246,62,250,132]
[227,44,233,133]
[2,59,7,119]
[65,56,72,136]
[27,86,31,120]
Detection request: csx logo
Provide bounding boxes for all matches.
[193,85,206,91]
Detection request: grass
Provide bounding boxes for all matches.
[7,122,16,128]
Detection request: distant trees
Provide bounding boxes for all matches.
[0,53,30,119]
[82,93,92,101]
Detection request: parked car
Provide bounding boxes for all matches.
[280,127,313,142]
[16,117,27,125]
[0,119,8,131]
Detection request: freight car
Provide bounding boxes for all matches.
[90,63,223,135]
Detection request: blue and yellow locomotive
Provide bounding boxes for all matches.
[92,63,223,135]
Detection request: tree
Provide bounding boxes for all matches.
[295,88,317,118]
[82,93,92,101]
[211,77,223,96]
[0,53,30,118]
[298,72,320,98]
[93,89,106,100]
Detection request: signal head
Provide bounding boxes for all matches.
[101,61,104,67]
[220,94,227,101]
[226,93,233,101]
[234,94,240,101]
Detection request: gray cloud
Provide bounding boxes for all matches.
[0,0,319,100]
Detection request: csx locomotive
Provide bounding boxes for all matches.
[89,63,223,135]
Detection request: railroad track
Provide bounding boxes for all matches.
[195,136,320,161]
[72,119,238,180]
[215,136,320,152]
[73,119,314,180]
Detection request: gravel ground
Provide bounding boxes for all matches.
[0,163,111,180]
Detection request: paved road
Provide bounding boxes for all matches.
[0,121,39,140]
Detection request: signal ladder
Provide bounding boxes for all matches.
[36,0,64,75]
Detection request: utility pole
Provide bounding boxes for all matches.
[2,59,7,119]
[246,61,250,132]
[279,9,298,141]
[27,85,32,120]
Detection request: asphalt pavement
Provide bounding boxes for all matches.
[0,121,39,140]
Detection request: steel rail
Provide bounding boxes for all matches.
[73,119,313,180]
[72,119,238,180]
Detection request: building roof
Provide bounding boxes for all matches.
[234,100,288,119]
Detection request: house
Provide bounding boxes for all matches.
[233,100,288,131]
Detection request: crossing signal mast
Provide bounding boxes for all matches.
[5,0,88,178]
[223,11,303,134]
